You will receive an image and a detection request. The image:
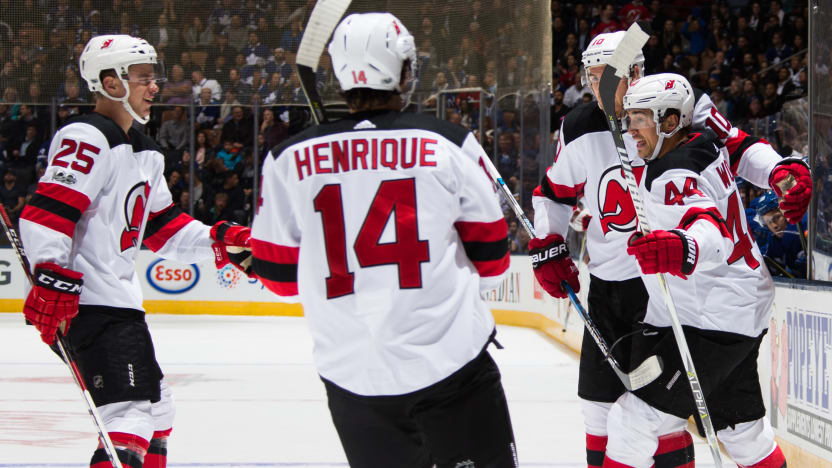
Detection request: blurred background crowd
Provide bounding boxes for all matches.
[0,0,816,277]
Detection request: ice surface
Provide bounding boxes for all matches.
[0,314,714,467]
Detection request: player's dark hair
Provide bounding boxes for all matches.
[341,60,410,110]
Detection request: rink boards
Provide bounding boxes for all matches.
[0,249,830,466]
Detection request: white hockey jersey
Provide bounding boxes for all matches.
[533,90,784,282]
[251,109,509,396]
[637,131,774,337]
[20,113,213,310]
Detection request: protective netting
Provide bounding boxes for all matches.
[0,1,552,239]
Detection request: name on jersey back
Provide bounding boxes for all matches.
[293,137,438,181]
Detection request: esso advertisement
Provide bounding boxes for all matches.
[147,259,200,294]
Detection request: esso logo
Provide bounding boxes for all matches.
[146,259,200,294]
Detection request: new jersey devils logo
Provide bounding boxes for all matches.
[120,182,151,251]
[597,165,637,234]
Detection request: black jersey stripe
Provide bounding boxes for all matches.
[252,257,298,283]
[461,238,509,262]
[27,193,82,223]
[143,205,184,241]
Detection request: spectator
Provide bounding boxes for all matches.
[148,13,178,56]
[495,132,518,179]
[265,47,293,83]
[280,18,304,52]
[191,68,222,102]
[203,191,232,225]
[766,31,792,66]
[157,106,188,152]
[219,89,241,123]
[550,89,570,132]
[681,14,706,57]
[206,31,237,73]
[0,169,24,224]
[756,191,806,278]
[216,171,245,216]
[241,31,270,66]
[216,140,242,171]
[618,0,650,28]
[259,108,288,150]
[195,88,220,130]
[563,79,591,108]
[184,16,213,52]
[592,3,622,37]
[225,15,248,51]
[161,64,192,105]
[166,169,184,205]
[225,67,252,104]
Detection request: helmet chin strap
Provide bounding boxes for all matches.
[100,77,151,125]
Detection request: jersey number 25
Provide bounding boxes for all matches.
[314,178,430,299]
[53,138,99,174]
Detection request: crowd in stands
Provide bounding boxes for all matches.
[0,0,816,272]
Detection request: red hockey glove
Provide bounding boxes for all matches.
[23,263,83,345]
[210,221,253,276]
[528,234,580,299]
[570,208,592,232]
[769,160,811,224]
[627,230,698,279]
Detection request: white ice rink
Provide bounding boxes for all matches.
[0,314,716,467]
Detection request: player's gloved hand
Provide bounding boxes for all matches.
[627,230,698,279]
[528,234,580,299]
[210,221,253,276]
[23,263,83,345]
[569,208,592,232]
[769,160,811,224]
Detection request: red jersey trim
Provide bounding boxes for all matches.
[142,212,193,252]
[20,205,76,237]
[454,219,508,243]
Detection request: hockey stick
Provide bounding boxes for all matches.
[598,22,723,467]
[295,0,353,125]
[562,234,587,333]
[0,205,123,468]
[478,153,662,391]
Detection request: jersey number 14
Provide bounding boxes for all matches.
[314,178,430,299]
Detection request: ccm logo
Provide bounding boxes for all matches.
[37,273,82,293]
[146,259,200,294]
[531,244,568,264]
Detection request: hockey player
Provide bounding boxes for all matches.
[529,30,810,467]
[19,35,251,468]
[602,73,785,468]
[250,13,517,468]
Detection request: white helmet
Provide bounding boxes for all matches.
[623,73,695,160]
[581,30,645,86]
[328,13,416,96]
[79,35,164,124]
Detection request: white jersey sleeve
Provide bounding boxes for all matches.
[20,122,113,270]
[532,119,583,239]
[693,90,782,188]
[454,133,511,293]
[249,149,302,296]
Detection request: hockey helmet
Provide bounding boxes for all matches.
[581,30,645,86]
[623,73,695,160]
[328,13,416,96]
[79,35,165,125]
[756,190,781,219]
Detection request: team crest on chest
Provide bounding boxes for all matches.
[597,165,638,234]
[120,181,151,251]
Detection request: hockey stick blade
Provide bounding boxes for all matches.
[565,284,661,391]
[296,0,353,125]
